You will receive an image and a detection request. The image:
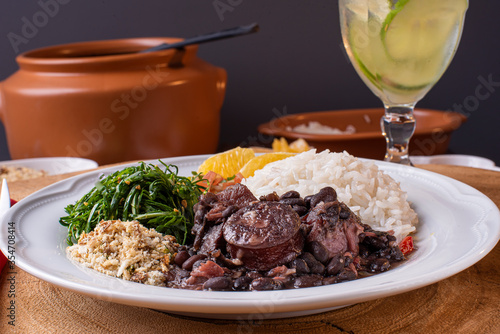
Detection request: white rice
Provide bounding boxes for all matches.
[243,149,417,242]
[286,121,356,135]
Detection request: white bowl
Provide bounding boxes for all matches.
[411,154,496,169]
[0,157,98,175]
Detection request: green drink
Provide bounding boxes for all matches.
[339,0,468,164]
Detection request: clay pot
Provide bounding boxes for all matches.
[0,38,227,165]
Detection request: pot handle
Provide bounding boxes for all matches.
[215,68,227,110]
[0,82,4,123]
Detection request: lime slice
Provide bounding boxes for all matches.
[380,0,410,42]
[346,14,384,90]
[382,0,468,61]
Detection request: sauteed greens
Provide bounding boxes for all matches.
[60,161,204,246]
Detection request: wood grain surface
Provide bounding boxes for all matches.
[1,164,499,334]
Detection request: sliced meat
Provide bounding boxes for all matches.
[191,184,257,251]
[216,183,257,207]
[192,192,218,250]
[305,199,364,260]
[198,223,225,255]
[223,201,301,248]
[223,201,304,271]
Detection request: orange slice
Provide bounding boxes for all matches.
[239,152,296,178]
[197,147,255,178]
[272,137,310,153]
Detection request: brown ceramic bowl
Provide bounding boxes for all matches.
[258,108,466,160]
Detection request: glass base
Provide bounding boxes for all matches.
[384,148,414,166]
[381,105,416,165]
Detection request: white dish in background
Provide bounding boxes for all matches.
[411,154,496,170]
[0,155,499,319]
[0,157,98,175]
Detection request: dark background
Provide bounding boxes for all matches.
[0,1,499,165]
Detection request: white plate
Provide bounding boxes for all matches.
[0,157,98,175]
[1,155,499,319]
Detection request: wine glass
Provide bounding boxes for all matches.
[339,0,468,164]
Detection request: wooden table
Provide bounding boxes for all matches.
[1,164,499,333]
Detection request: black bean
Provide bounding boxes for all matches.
[250,277,284,291]
[304,195,313,208]
[293,275,323,289]
[279,197,306,207]
[181,254,207,271]
[337,269,357,282]
[326,202,340,216]
[339,209,350,220]
[203,277,232,291]
[291,258,310,275]
[307,241,330,264]
[279,191,301,199]
[322,276,337,286]
[260,192,280,201]
[300,252,316,266]
[276,275,294,288]
[370,258,390,272]
[358,244,370,258]
[390,247,404,261]
[292,205,308,216]
[233,276,253,291]
[301,252,325,275]
[326,255,345,276]
[173,250,190,267]
[310,262,325,275]
[308,187,337,208]
[363,236,387,250]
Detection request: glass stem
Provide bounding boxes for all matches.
[380,105,416,165]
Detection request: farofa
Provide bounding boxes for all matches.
[0,165,46,182]
[67,220,179,286]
